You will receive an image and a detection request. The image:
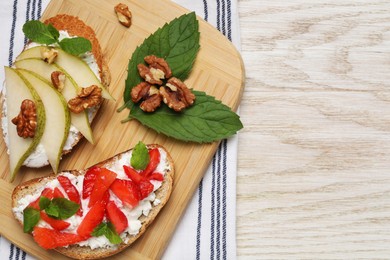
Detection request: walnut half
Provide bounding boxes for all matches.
[51,71,66,92]
[160,77,196,112]
[114,3,132,28]
[131,82,162,112]
[137,55,172,85]
[11,99,37,138]
[68,85,102,113]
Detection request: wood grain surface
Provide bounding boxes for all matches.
[237,0,390,258]
[0,0,244,259]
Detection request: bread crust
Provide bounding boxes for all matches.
[12,144,174,259]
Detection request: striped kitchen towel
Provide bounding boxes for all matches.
[0,0,241,259]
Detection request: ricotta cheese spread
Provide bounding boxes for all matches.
[12,147,170,249]
[1,30,100,167]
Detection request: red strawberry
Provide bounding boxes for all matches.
[28,188,54,210]
[33,227,83,249]
[88,168,117,208]
[123,165,154,199]
[123,165,143,183]
[40,212,70,231]
[106,201,128,234]
[82,167,100,199]
[148,173,164,181]
[138,180,154,200]
[77,193,109,238]
[141,148,160,177]
[57,175,82,216]
[110,179,140,208]
[53,187,65,198]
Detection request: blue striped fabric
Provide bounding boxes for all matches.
[0,0,240,259]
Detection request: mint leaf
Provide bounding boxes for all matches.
[131,141,150,170]
[129,91,243,143]
[39,196,51,210]
[120,12,243,142]
[124,12,200,103]
[22,20,92,56]
[22,20,57,45]
[91,223,107,237]
[23,207,40,233]
[45,203,60,218]
[45,198,79,220]
[92,222,122,244]
[58,37,92,56]
[47,23,60,41]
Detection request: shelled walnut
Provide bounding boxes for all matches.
[131,82,162,112]
[133,55,195,112]
[51,71,66,92]
[137,55,172,85]
[40,47,58,64]
[68,85,102,113]
[160,77,195,112]
[11,99,37,138]
[114,3,132,28]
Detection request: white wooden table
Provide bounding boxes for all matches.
[236,0,390,258]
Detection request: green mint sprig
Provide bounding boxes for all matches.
[92,222,122,244]
[131,141,150,170]
[22,196,80,233]
[41,197,80,219]
[23,207,40,233]
[120,12,243,143]
[23,20,92,56]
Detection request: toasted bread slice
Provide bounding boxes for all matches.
[1,14,111,172]
[12,144,174,259]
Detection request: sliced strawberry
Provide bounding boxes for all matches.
[123,165,155,199]
[53,187,65,198]
[123,165,143,183]
[33,227,84,249]
[77,193,108,238]
[139,180,154,200]
[110,179,140,208]
[148,173,164,181]
[88,168,117,208]
[82,166,100,199]
[57,175,82,216]
[141,148,160,177]
[40,212,70,231]
[28,188,54,210]
[106,201,128,234]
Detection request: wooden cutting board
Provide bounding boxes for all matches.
[0,0,244,259]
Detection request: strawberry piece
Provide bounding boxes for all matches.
[106,201,128,234]
[110,179,140,208]
[123,165,143,183]
[77,193,109,238]
[88,168,117,208]
[148,173,164,181]
[123,165,155,199]
[138,179,154,200]
[33,227,84,249]
[141,148,160,177]
[40,212,70,231]
[57,175,82,216]
[53,187,65,198]
[82,167,100,199]
[28,188,54,210]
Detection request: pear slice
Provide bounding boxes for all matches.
[17,69,70,173]
[4,67,46,181]
[16,46,114,100]
[14,58,94,144]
